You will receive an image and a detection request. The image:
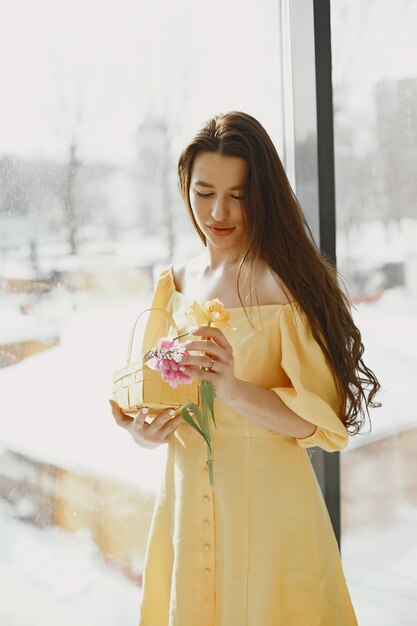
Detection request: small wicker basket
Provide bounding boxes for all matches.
[112,307,199,415]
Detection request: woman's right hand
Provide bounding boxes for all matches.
[109,399,183,449]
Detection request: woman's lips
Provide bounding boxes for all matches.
[207,225,236,237]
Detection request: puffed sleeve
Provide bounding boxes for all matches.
[270,303,349,452]
[142,265,175,353]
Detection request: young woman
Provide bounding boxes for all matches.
[109,111,380,625]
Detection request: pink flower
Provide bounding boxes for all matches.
[145,337,192,389]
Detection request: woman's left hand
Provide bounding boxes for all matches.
[179,326,241,403]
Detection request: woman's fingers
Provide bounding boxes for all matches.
[159,414,183,441]
[184,339,223,358]
[191,326,232,351]
[110,400,183,448]
[180,354,217,369]
[109,398,134,426]
[181,366,215,383]
[145,408,180,438]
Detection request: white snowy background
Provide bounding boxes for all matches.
[0,229,416,624]
[1,0,417,623]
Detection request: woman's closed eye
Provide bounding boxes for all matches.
[196,191,244,200]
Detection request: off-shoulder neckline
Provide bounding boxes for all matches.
[167,263,297,312]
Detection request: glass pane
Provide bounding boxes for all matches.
[331,2,417,624]
[0,0,284,623]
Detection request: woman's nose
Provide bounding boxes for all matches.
[211,196,229,220]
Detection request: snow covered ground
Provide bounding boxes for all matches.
[342,502,417,625]
[0,498,141,626]
[1,500,416,626]
[0,280,416,624]
[347,286,417,446]
[0,288,168,493]
[340,288,417,623]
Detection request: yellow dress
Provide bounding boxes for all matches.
[138,264,358,626]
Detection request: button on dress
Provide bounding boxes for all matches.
[138,265,358,626]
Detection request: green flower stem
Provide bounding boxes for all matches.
[180,321,217,486]
[202,321,216,484]
[172,330,191,342]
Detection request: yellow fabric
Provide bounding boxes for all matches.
[138,265,357,626]
[271,302,349,453]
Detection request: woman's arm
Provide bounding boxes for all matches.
[225,378,317,439]
[181,321,348,450]
[182,325,317,439]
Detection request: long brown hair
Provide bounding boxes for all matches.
[177,111,381,435]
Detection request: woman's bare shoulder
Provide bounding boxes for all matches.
[252,262,295,305]
[263,267,295,305]
[172,257,295,305]
[172,254,204,293]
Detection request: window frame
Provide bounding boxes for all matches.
[281,0,341,547]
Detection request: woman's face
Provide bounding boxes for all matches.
[189,152,248,254]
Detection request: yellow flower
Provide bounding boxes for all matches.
[184,298,235,329]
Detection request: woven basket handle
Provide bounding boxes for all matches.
[126,307,179,366]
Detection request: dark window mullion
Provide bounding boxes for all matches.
[284,0,341,548]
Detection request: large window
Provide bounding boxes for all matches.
[0,1,286,622]
[331,2,417,624]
